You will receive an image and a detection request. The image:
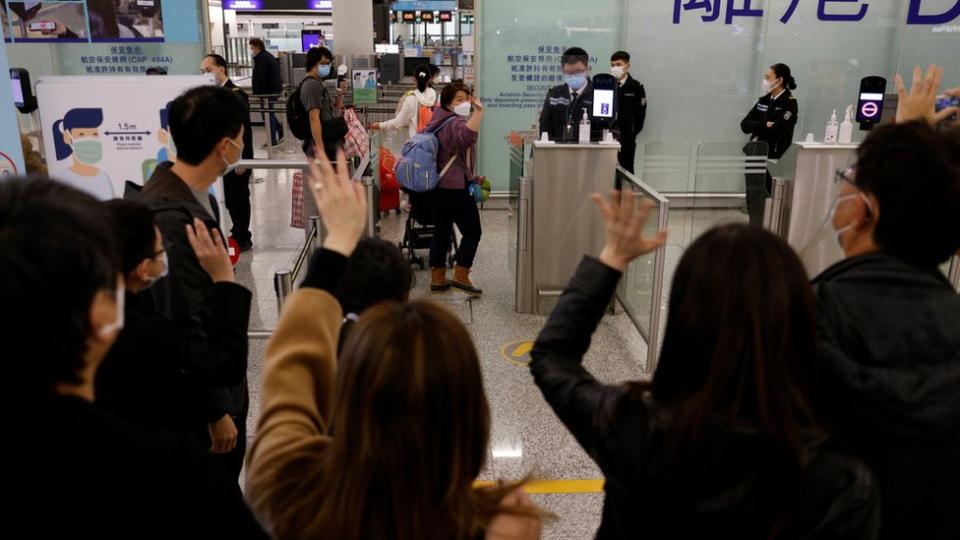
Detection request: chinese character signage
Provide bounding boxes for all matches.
[672,0,960,25]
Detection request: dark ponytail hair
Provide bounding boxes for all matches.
[771,63,798,91]
[414,64,431,93]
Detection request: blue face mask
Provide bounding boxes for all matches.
[318,64,332,78]
[565,73,587,91]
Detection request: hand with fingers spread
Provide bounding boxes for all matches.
[308,147,368,257]
[186,218,236,283]
[593,190,668,272]
[895,65,952,126]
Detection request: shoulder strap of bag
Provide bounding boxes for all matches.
[425,114,460,135]
[439,156,457,176]
[433,115,466,177]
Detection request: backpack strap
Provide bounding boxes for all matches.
[425,114,460,135]
[439,156,457,177]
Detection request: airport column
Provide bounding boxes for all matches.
[332,0,374,55]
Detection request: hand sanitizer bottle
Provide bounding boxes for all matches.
[579,108,591,145]
[824,109,839,145]
[838,105,855,144]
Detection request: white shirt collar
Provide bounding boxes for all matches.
[772,89,786,100]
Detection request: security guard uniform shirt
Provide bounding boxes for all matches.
[613,74,647,172]
[539,83,594,142]
[740,89,798,159]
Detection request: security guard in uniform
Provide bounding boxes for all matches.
[740,63,799,225]
[201,54,256,251]
[539,47,595,142]
[610,51,647,173]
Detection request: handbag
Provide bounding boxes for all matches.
[290,171,305,229]
[342,108,370,160]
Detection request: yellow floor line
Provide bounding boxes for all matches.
[474,479,605,494]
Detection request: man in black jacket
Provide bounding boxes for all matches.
[1,179,267,539]
[250,37,284,146]
[139,85,252,480]
[96,199,251,445]
[609,51,646,173]
[539,47,595,142]
[203,53,256,252]
[811,119,960,539]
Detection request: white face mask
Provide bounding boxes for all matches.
[762,78,781,95]
[145,251,169,288]
[98,282,125,337]
[831,193,874,248]
[610,66,626,79]
[222,138,244,176]
[453,101,472,117]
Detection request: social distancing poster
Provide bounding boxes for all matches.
[37,75,212,200]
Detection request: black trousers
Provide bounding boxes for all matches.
[224,169,252,245]
[429,187,482,269]
[618,138,637,174]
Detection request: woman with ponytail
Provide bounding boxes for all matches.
[740,63,800,224]
[372,64,440,138]
[51,107,114,200]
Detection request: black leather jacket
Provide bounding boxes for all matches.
[813,253,960,539]
[531,257,881,539]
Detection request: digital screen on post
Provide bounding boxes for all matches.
[420,12,435,22]
[301,30,322,51]
[401,12,417,22]
[10,77,23,107]
[857,92,884,123]
[438,11,453,22]
[593,89,614,119]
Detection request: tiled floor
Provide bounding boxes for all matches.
[235,127,750,538]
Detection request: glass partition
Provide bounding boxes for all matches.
[478,0,960,196]
[615,166,669,372]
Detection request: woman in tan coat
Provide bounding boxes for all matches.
[245,150,543,540]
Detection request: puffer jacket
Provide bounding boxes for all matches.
[812,252,960,539]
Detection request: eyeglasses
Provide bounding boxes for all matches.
[152,241,174,259]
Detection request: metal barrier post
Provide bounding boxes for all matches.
[274,270,293,312]
[362,176,377,236]
[308,215,323,253]
[763,177,788,238]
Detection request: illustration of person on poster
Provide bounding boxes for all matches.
[51,107,114,200]
[142,100,175,181]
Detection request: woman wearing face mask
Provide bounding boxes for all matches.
[423,82,486,296]
[372,64,440,138]
[52,107,114,200]
[740,63,799,225]
[95,199,253,445]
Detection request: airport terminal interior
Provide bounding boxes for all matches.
[4,0,960,538]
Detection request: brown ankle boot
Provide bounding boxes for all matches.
[451,265,483,297]
[430,267,450,292]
